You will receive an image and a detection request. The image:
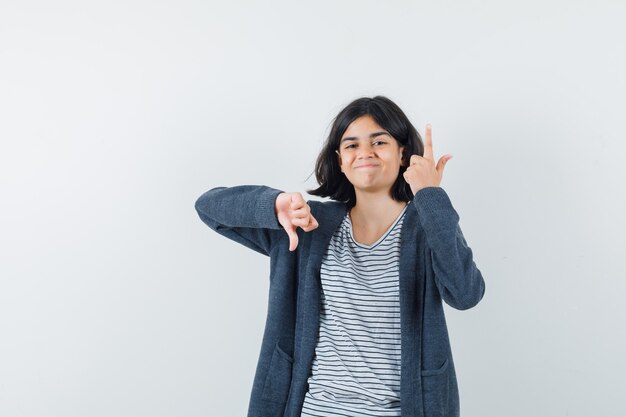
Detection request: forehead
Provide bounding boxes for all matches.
[340,115,390,143]
[339,115,391,143]
[343,115,383,135]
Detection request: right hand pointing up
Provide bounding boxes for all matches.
[275,192,319,251]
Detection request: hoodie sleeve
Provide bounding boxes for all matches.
[194,185,286,257]
[412,186,486,310]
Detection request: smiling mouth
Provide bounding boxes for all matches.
[356,165,378,168]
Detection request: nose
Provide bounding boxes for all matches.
[356,143,376,159]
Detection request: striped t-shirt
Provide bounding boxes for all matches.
[300,204,408,417]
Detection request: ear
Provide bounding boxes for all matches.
[399,146,406,166]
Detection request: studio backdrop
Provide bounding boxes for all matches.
[1,1,624,416]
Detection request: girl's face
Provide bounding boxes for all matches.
[336,115,405,197]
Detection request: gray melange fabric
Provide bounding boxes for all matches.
[195,185,486,417]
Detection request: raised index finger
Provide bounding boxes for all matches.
[423,123,434,161]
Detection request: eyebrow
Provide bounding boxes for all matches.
[340,131,390,144]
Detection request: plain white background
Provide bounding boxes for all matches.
[1,1,625,416]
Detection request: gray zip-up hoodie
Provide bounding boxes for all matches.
[195,185,486,417]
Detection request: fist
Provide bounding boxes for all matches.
[402,123,452,195]
[275,192,319,251]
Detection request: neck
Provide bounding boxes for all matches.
[349,190,407,227]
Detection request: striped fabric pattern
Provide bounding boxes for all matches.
[300,204,408,417]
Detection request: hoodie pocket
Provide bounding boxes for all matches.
[421,358,450,417]
[261,343,294,404]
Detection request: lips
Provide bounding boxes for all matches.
[356,164,379,168]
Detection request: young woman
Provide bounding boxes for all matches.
[195,96,486,417]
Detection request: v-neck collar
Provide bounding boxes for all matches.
[346,204,408,249]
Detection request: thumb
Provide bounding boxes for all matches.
[437,154,452,173]
[286,224,299,251]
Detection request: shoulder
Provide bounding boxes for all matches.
[307,198,344,210]
[307,198,347,221]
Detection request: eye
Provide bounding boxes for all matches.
[344,141,386,150]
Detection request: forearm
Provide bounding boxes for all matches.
[412,187,486,310]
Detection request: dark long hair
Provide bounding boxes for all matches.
[306,95,424,208]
